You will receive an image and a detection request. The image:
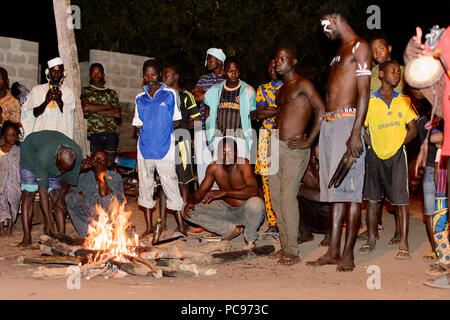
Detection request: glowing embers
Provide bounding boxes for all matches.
[84,198,139,263]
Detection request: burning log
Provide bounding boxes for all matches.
[125,255,162,278]
[155,245,275,267]
[108,260,161,278]
[38,235,78,256]
[50,232,85,246]
[183,240,232,253]
[18,255,87,265]
[86,267,109,280]
[32,257,112,278]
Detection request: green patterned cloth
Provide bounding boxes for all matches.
[81,85,120,136]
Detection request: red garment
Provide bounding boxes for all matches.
[437,27,450,156]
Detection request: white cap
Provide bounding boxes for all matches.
[48,57,64,69]
[205,48,226,67]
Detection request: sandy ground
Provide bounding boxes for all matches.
[0,193,449,301]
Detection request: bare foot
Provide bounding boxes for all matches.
[268,249,285,260]
[319,237,330,247]
[223,226,243,241]
[298,232,314,244]
[337,259,355,272]
[17,239,32,248]
[140,230,153,239]
[306,253,341,267]
[43,226,54,237]
[277,255,301,266]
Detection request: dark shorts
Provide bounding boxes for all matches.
[175,139,195,185]
[363,146,409,205]
[20,167,62,192]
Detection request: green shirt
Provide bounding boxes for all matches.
[20,130,82,189]
[370,64,406,94]
[81,85,120,136]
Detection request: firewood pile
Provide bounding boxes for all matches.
[18,233,275,280]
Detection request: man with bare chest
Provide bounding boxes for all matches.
[183,138,264,247]
[307,2,372,272]
[267,45,325,265]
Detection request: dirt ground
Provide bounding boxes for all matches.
[0,193,448,301]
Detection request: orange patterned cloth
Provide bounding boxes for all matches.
[0,90,21,123]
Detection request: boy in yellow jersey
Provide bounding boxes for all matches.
[360,60,418,259]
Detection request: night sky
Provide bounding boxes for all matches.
[1,0,448,84]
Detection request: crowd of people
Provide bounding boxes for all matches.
[0,2,448,289]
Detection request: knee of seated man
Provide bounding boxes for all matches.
[245,197,264,215]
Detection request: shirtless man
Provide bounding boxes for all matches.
[183,138,264,247]
[267,45,326,265]
[306,2,372,272]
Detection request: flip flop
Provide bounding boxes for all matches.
[357,230,368,241]
[423,275,450,289]
[358,243,375,255]
[423,252,437,262]
[388,235,402,245]
[395,249,412,260]
[425,264,450,276]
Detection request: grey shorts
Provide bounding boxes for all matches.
[319,110,365,203]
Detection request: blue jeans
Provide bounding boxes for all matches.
[423,165,436,216]
[89,133,118,166]
[185,197,265,243]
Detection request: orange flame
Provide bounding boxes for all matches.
[84,198,139,262]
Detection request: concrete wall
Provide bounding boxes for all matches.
[0,36,39,92]
[81,49,154,152]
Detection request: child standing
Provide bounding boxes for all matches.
[0,121,21,236]
[360,60,418,259]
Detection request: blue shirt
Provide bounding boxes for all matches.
[132,84,181,160]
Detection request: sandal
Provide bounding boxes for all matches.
[425,264,450,276]
[423,252,437,262]
[357,230,380,241]
[395,249,412,260]
[423,275,450,289]
[358,243,375,255]
[388,235,402,245]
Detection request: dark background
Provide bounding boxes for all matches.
[1,0,448,91]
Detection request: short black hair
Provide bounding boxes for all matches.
[143,58,162,75]
[10,82,21,100]
[164,63,181,76]
[370,33,390,47]
[0,67,8,80]
[89,63,104,73]
[379,59,399,73]
[217,136,238,154]
[277,43,299,60]
[318,1,350,21]
[224,56,241,70]
[1,120,20,137]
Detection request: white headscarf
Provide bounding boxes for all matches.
[205,48,226,66]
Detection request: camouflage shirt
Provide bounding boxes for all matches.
[81,85,120,136]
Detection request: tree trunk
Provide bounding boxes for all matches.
[52,0,87,156]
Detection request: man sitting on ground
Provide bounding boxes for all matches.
[298,142,331,246]
[65,150,124,238]
[183,137,265,248]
